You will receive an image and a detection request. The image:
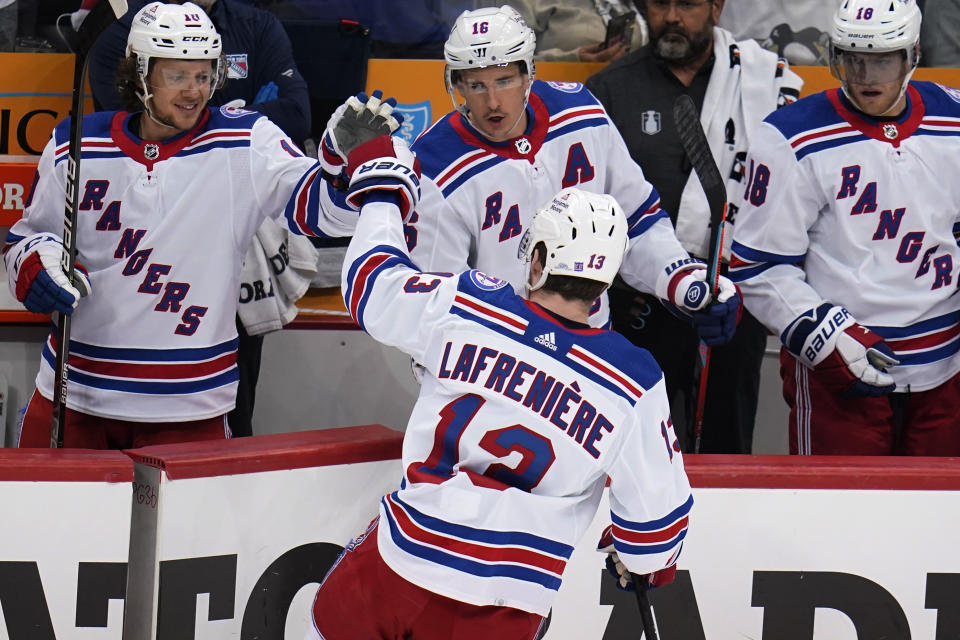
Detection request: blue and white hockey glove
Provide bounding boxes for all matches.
[597,525,677,591]
[10,233,91,315]
[321,90,405,184]
[661,266,742,346]
[782,303,898,397]
[346,135,421,221]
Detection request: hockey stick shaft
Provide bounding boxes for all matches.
[672,94,728,454]
[631,574,660,640]
[50,0,127,448]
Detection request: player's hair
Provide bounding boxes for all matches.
[532,242,609,303]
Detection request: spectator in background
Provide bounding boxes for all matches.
[730,0,960,456]
[479,0,648,62]
[0,0,15,52]
[253,0,476,59]
[88,0,316,438]
[920,0,960,66]
[586,0,801,454]
[716,0,836,65]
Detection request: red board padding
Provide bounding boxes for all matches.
[124,424,404,480]
[0,449,133,482]
[685,454,960,490]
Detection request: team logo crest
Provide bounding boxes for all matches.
[515,137,532,154]
[469,270,508,291]
[220,105,254,118]
[393,101,432,144]
[143,143,159,160]
[641,110,661,135]
[225,54,249,79]
[882,123,899,140]
[940,83,960,104]
[546,81,582,93]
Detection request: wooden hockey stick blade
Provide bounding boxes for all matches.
[672,94,727,288]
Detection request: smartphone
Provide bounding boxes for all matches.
[602,10,636,49]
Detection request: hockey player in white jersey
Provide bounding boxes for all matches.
[390,5,741,342]
[3,2,358,448]
[307,115,691,637]
[730,0,960,455]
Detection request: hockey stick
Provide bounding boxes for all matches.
[50,0,128,448]
[630,575,660,640]
[672,94,728,455]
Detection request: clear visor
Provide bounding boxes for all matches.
[454,71,525,96]
[150,65,218,91]
[833,49,908,85]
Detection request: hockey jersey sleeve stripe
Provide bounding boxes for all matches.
[343,245,417,330]
[625,194,668,239]
[611,516,688,545]
[384,494,568,575]
[452,292,528,335]
[283,167,340,239]
[544,116,610,144]
[611,493,694,532]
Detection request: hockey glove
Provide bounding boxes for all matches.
[782,303,898,397]
[346,135,421,221]
[598,525,676,591]
[11,233,91,315]
[321,90,404,181]
[661,266,742,346]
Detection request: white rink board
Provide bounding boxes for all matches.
[546,487,960,639]
[0,480,131,640]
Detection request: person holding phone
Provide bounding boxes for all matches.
[490,0,649,62]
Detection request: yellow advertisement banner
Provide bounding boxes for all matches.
[0,53,94,156]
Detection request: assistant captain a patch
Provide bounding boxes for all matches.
[641,110,661,136]
[226,54,249,79]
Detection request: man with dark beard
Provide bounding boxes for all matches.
[586,0,801,454]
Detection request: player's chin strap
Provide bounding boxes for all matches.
[135,81,181,134]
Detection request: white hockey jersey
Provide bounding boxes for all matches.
[344,200,692,616]
[731,82,960,392]
[4,107,352,421]
[407,80,694,328]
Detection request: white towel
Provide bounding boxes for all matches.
[674,26,803,261]
[237,218,320,336]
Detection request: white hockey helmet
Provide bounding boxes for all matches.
[829,0,921,109]
[443,6,536,113]
[127,2,224,90]
[519,188,628,292]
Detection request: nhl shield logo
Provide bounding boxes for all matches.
[143,143,160,160]
[641,110,661,135]
[515,137,532,154]
[882,123,899,140]
[393,101,431,144]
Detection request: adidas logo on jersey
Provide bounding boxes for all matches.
[534,331,558,351]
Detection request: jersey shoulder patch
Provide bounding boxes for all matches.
[466,269,510,291]
[764,90,839,139]
[533,79,603,114]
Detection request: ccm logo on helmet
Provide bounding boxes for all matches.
[183,36,210,42]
